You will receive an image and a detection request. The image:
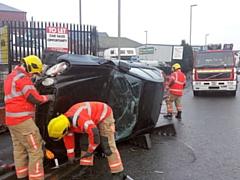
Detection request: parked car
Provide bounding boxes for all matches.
[10,34,44,61]
[35,50,165,158]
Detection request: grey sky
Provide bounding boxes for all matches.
[1,0,240,49]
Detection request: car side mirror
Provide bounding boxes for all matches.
[119,61,131,72]
[237,68,240,75]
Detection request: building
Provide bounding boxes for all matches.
[136,44,177,62]
[0,3,26,22]
[98,33,142,56]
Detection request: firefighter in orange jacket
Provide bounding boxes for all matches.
[4,55,55,180]
[164,63,186,120]
[48,102,126,180]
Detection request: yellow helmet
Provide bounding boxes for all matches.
[171,63,181,71]
[47,115,70,141]
[21,55,43,75]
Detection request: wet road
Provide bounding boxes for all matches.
[59,85,240,180]
[2,83,240,180]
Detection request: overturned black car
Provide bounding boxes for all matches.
[35,50,166,158]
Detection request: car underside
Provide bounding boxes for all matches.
[35,50,166,159]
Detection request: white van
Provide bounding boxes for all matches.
[104,47,138,61]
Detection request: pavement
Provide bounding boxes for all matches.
[0,74,192,180]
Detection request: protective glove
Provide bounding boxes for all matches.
[81,151,93,158]
[68,157,76,164]
[47,94,56,101]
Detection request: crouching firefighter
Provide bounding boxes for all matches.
[164,63,186,120]
[47,101,129,180]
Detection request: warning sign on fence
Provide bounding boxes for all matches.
[46,27,68,53]
[0,26,8,63]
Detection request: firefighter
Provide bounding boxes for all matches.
[4,55,55,180]
[47,101,127,180]
[164,63,186,120]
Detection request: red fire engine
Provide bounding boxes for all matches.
[192,44,239,96]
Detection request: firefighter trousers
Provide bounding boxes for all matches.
[80,113,124,173]
[8,118,44,180]
[165,93,183,113]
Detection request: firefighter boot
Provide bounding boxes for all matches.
[164,113,172,119]
[175,111,182,120]
[112,171,126,180]
[71,165,92,180]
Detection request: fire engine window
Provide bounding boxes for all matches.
[196,52,234,67]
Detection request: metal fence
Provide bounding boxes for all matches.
[0,20,99,103]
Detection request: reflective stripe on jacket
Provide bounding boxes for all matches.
[4,66,49,126]
[167,69,186,96]
[63,102,112,158]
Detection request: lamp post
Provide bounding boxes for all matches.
[118,0,121,60]
[144,30,148,60]
[189,4,197,46]
[205,34,209,45]
[144,30,148,47]
[79,0,82,54]
[79,0,82,26]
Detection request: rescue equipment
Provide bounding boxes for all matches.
[0,163,15,175]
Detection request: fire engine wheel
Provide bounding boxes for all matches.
[193,91,199,96]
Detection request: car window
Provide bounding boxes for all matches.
[130,67,162,80]
[130,68,152,79]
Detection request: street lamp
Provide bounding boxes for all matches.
[79,0,82,26]
[205,34,209,45]
[144,30,148,47]
[144,30,148,60]
[79,0,82,54]
[118,0,121,60]
[189,4,197,46]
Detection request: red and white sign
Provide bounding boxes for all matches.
[46,26,68,53]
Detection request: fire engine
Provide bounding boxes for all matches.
[192,43,239,96]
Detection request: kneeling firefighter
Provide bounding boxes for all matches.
[48,101,131,180]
